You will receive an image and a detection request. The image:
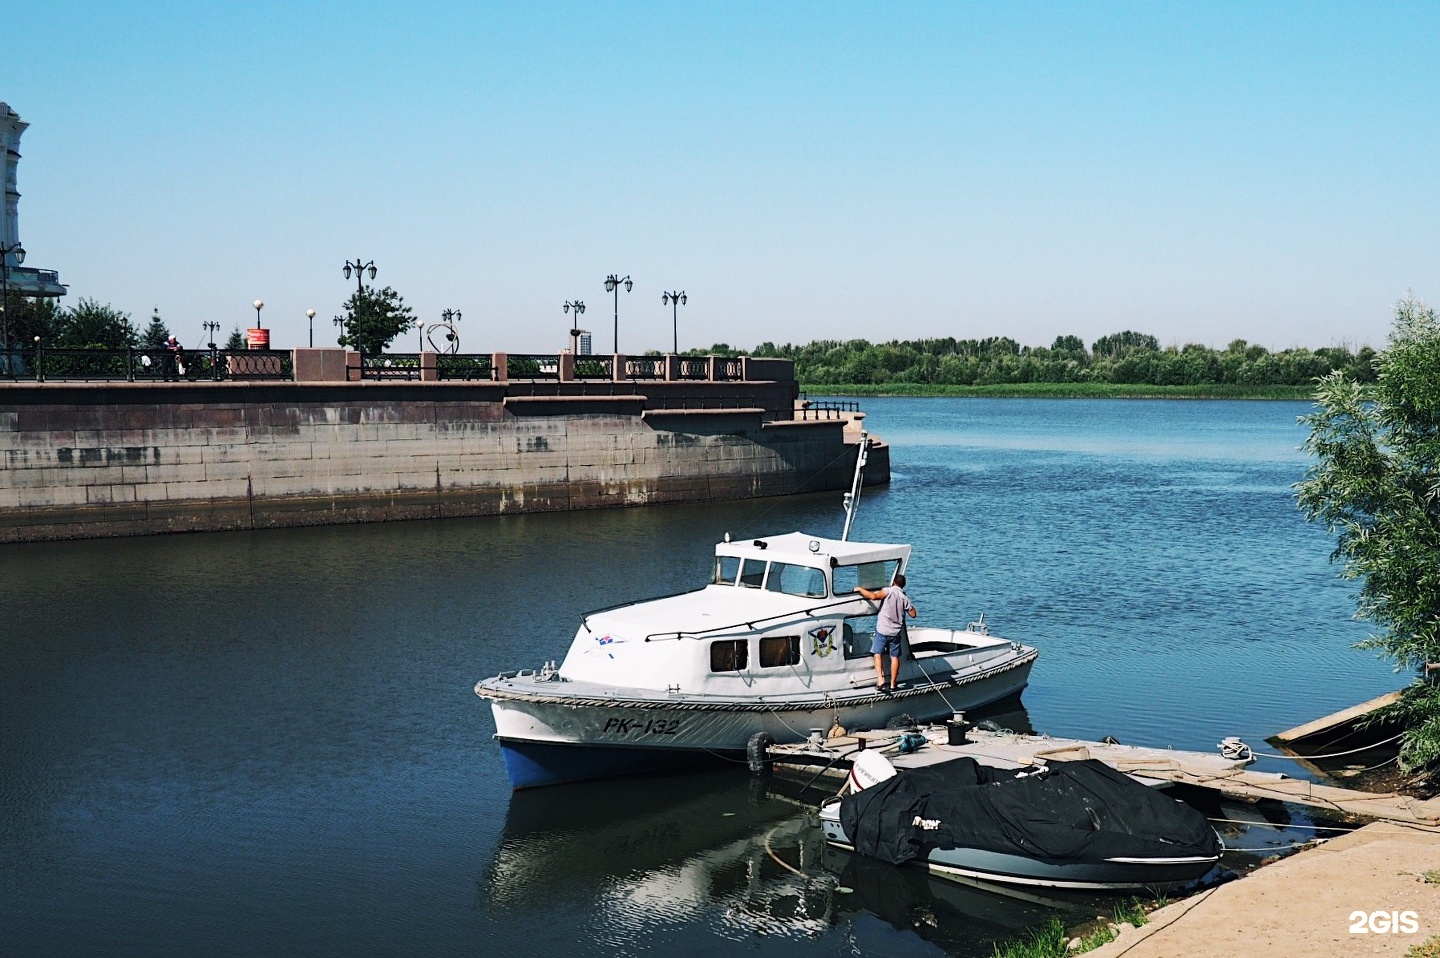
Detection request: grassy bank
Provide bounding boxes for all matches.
[800,382,1317,400]
[992,898,1154,958]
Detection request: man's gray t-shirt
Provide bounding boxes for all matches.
[876,587,912,637]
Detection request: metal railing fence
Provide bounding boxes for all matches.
[507,354,560,379]
[437,354,493,381]
[354,353,421,381]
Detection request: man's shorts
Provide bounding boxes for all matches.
[870,632,901,657]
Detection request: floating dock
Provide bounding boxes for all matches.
[768,726,1440,827]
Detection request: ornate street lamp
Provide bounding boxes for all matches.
[429,308,462,353]
[203,320,220,348]
[306,308,316,348]
[603,273,631,353]
[0,242,25,352]
[564,300,586,354]
[662,290,687,355]
[340,258,377,350]
[342,258,377,293]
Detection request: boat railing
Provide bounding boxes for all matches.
[639,594,877,642]
[579,588,702,630]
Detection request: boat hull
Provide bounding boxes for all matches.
[484,655,1034,788]
[819,813,1217,891]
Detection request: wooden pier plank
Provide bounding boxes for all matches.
[768,728,1440,828]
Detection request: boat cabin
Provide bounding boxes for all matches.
[559,533,956,693]
[710,532,910,601]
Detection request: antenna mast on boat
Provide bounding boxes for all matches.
[841,431,869,542]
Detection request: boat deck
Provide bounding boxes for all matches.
[769,727,1440,827]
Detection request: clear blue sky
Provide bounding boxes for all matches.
[7,1,1437,353]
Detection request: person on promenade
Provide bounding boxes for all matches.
[857,574,916,691]
[163,336,182,381]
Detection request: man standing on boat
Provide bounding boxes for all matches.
[857,575,916,691]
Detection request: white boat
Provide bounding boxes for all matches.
[475,434,1039,789]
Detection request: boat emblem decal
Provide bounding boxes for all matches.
[595,634,625,646]
[810,626,836,658]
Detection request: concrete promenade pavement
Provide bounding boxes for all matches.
[1087,821,1440,957]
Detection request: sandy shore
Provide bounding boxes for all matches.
[1086,821,1440,957]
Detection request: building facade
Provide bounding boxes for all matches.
[1,102,66,299]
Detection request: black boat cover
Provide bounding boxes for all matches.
[838,758,1220,867]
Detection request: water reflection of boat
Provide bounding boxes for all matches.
[820,843,1087,944]
[481,770,1091,954]
[484,770,835,939]
[475,436,1039,789]
[484,770,794,909]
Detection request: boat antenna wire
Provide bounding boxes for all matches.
[840,431,870,542]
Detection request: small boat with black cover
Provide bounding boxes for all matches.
[819,752,1222,891]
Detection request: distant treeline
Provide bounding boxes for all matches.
[685,331,1378,387]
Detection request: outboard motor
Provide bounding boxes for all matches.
[846,750,898,792]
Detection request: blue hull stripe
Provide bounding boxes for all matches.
[499,739,730,789]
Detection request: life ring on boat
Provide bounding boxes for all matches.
[848,750,897,792]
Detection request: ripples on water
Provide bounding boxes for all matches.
[0,398,1396,956]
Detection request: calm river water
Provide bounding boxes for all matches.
[0,398,1398,957]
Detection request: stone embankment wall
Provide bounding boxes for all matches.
[0,381,889,543]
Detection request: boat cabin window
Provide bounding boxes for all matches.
[713,555,741,585]
[763,562,828,598]
[710,639,748,672]
[842,615,879,660]
[737,558,767,589]
[832,560,901,595]
[759,635,801,668]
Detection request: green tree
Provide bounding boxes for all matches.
[1092,330,1160,360]
[140,308,171,349]
[54,299,136,348]
[224,326,246,350]
[333,286,415,355]
[1297,295,1440,774]
[5,296,63,346]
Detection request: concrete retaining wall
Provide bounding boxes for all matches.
[0,382,889,543]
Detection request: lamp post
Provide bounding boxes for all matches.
[0,242,24,352]
[662,290,687,355]
[342,258,376,293]
[429,308,463,352]
[341,258,377,350]
[440,308,461,353]
[203,320,220,348]
[564,300,585,354]
[306,309,316,348]
[603,273,631,353]
[253,299,264,326]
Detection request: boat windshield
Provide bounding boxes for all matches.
[832,560,901,595]
[713,555,741,585]
[764,562,828,598]
[713,556,767,587]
